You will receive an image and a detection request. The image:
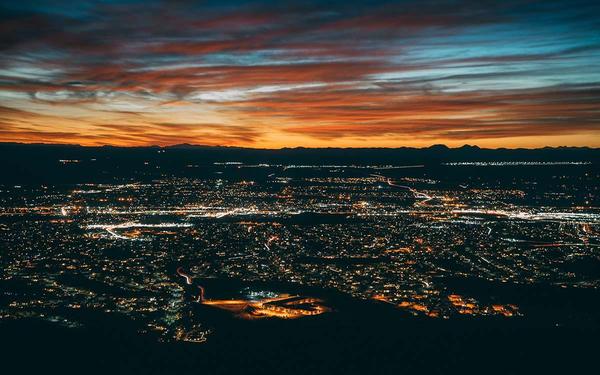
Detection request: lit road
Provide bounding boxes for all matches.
[176,267,193,285]
[371,174,433,205]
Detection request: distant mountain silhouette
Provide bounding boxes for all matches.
[0,142,597,184]
[0,142,595,152]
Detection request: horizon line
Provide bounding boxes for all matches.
[1,141,598,152]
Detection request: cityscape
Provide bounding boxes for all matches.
[1,144,599,373]
[1,0,599,373]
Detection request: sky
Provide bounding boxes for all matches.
[0,0,599,148]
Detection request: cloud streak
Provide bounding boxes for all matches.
[0,0,599,147]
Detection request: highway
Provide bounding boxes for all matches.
[371,174,433,205]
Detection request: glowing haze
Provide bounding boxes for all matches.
[0,0,599,148]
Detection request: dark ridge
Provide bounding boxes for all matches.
[1,142,598,184]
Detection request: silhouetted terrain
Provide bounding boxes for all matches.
[1,142,598,184]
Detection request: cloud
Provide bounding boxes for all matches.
[0,0,599,147]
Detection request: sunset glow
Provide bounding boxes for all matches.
[1,0,599,148]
